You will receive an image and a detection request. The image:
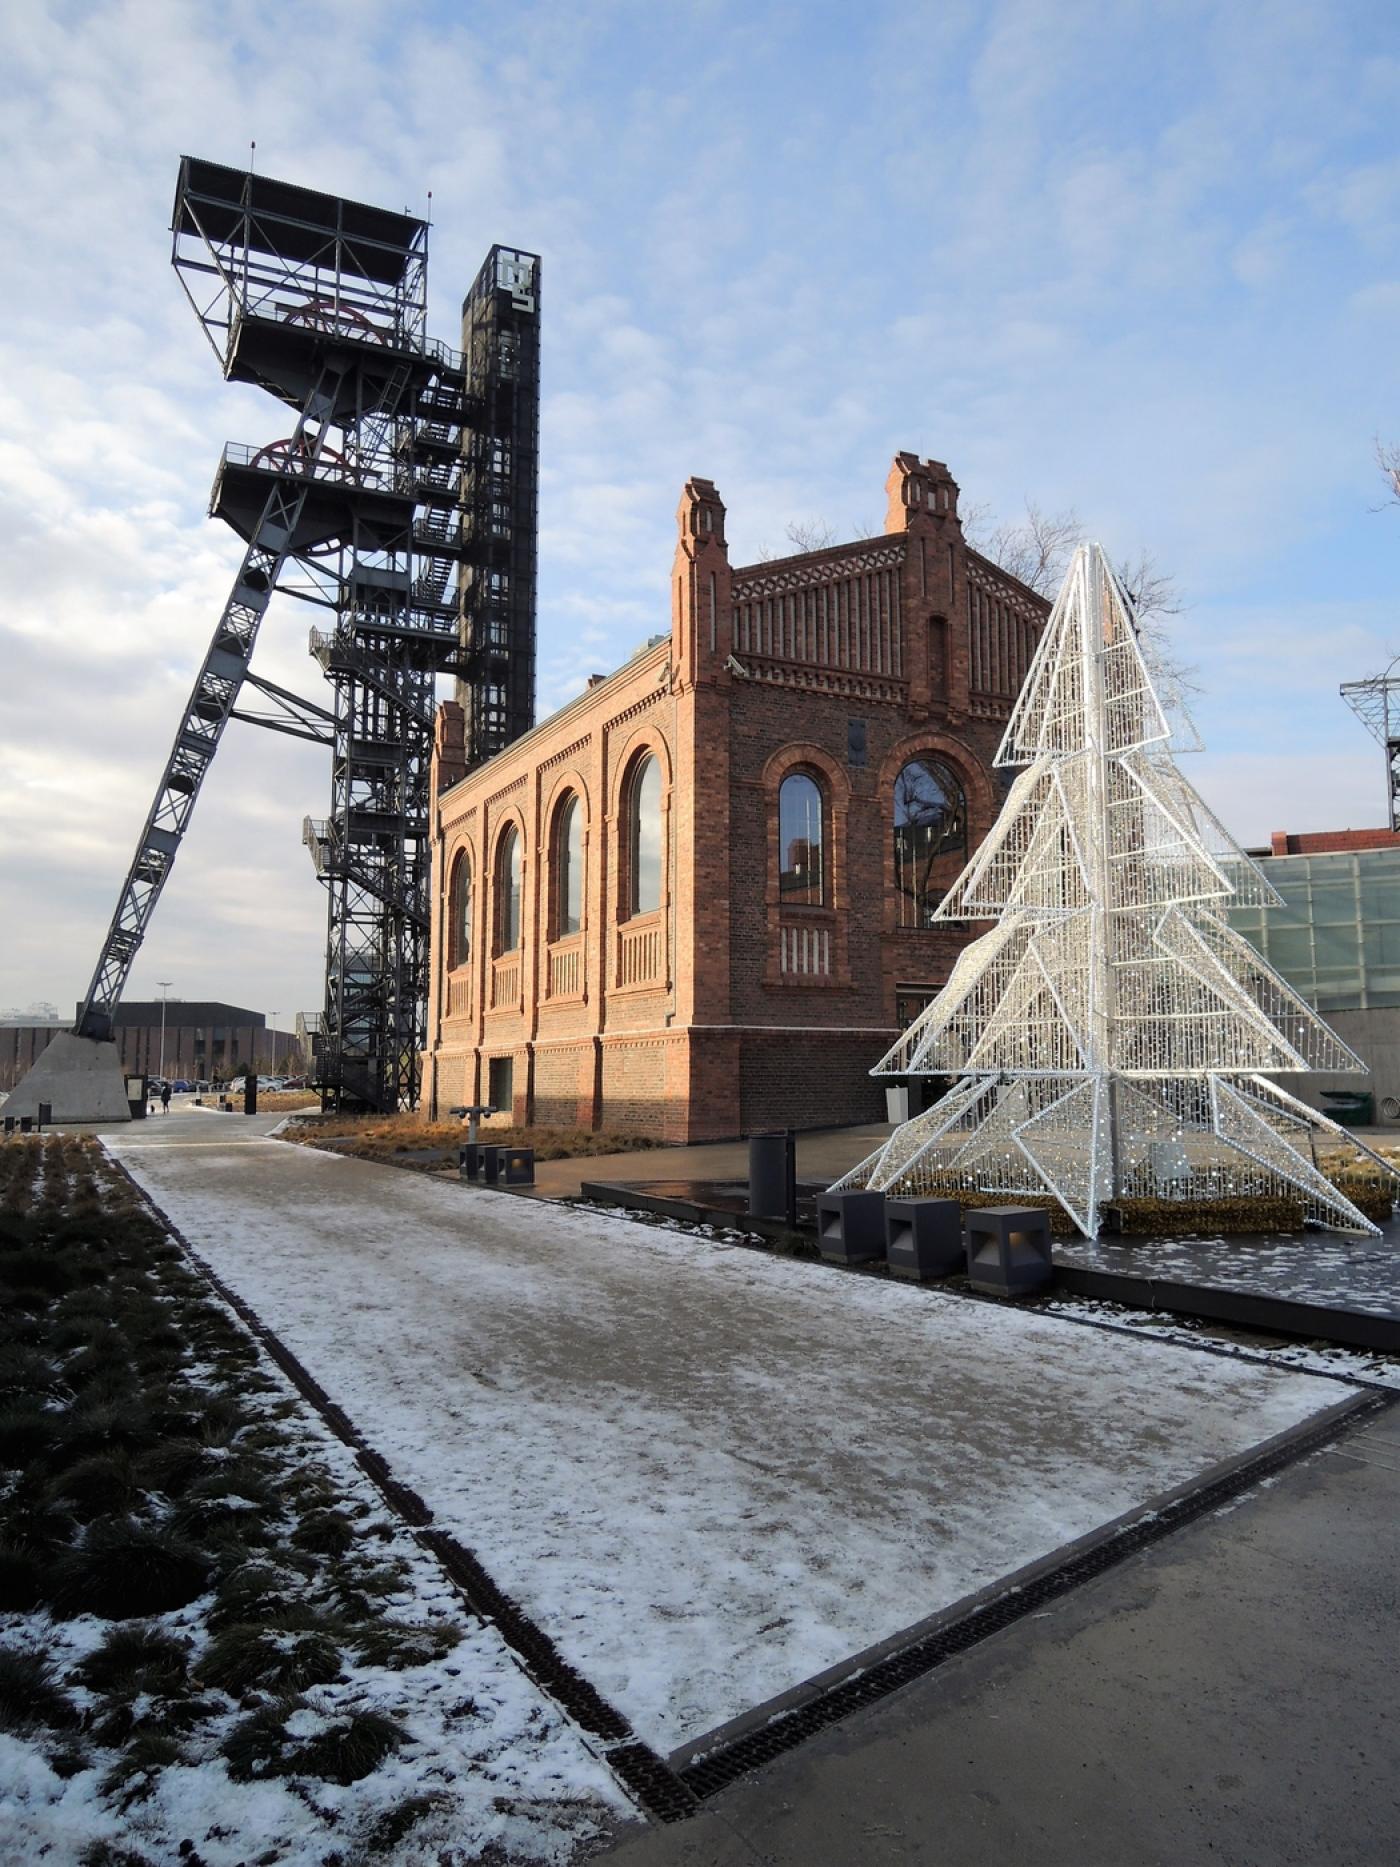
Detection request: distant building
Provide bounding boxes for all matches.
[0,1001,271,1092]
[422,452,1049,1140]
[1231,827,1400,1120]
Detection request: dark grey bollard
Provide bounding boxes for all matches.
[19,1116,33,1134]
[965,1205,1054,1296]
[37,1102,52,1130]
[481,1144,503,1186]
[458,1143,481,1181]
[815,1189,887,1264]
[3,1116,14,1135]
[885,1197,964,1281]
[502,1146,535,1186]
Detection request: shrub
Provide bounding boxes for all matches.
[292,1509,355,1558]
[50,1519,212,1620]
[73,1624,191,1698]
[351,1619,462,1671]
[101,1732,184,1807]
[226,1700,404,1786]
[0,1399,61,1468]
[0,1646,79,1731]
[208,1561,317,1633]
[45,1451,142,1520]
[0,1540,43,1611]
[202,1623,345,1694]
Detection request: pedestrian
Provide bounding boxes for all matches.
[160,1081,172,1115]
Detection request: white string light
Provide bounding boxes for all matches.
[832,545,1396,1237]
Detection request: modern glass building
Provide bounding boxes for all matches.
[1228,846,1400,1013]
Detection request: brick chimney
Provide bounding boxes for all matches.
[671,476,733,690]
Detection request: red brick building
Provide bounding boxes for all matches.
[422,453,1048,1140]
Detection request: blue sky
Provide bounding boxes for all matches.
[1,0,1398,1022]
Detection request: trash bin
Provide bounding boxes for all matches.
[747,1130,795,1220]
[884,1084,910,1124]
[1320,1089,1374,1128]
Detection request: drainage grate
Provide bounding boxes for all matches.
[605,1743,701,1822]
[680,1391,1391,1799]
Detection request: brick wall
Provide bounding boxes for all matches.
[422,451,1047,1142]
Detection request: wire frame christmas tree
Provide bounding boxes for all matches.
[834,543,1396,1238]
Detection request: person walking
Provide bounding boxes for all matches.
[160,1081,172,1116]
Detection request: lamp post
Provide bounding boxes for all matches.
[269,1012,278,1076]
[157,980,172,1083]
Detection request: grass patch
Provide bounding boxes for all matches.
[284,1110,664,1169]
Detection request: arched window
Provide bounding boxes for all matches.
[449,852,472,968]
[779,771,824,905]
[495,824,522,952]
[627,754,662,917]
[555,794,583,937]
[893,757,967,927]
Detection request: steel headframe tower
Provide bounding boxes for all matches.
[1340,657,1400,832]
[456,246,540,764]
[76,155,538,1115]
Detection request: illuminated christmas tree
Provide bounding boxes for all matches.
[835,543,1393,1237]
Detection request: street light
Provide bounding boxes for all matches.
[157,981,172,1083]
[269,1012,278,1075]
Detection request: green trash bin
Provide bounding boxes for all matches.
[1320,1089,1374,1128]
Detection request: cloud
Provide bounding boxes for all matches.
[2,0,1398,1022]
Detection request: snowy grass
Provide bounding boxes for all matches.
[0,1135,625,1864]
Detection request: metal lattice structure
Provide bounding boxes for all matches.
[833,544,1396,1237]
[74,158,539,1113]
[1340,656,1400,832]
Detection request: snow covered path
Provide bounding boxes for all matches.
[111,1121,1353,1755]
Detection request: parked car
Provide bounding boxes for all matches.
[172,1080,192,1093]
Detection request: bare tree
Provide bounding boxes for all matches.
[966,499,1195,690]
[963,499,1083,598]
[783,518,838,553]
[1377,438,1400,505]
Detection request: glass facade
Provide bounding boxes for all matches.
[1227,848,1400,1011]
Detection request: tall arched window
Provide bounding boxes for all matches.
[627,754,662,917]
[779,772,824,905]
[555,794,583,937]
[449,852,472,968]
[894,757,967,928]
[495,824,522,951]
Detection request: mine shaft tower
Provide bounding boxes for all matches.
[74,157,539,1112]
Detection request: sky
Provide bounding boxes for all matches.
[1,0,1398,1026]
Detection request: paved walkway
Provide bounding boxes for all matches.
[598,1409,1400,1865]
[528,1122,894,1202]
[109,1114,1357,1763]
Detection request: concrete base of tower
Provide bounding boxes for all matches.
[2,1032,133,1124]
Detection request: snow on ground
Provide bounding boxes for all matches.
[110,1125,1356,1755]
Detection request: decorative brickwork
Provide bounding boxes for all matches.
[422,453,1048,1140]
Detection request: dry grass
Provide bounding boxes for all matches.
[284,1112,661,1167]
[249,1091,320,1112]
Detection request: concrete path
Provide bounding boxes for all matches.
[108,1113,1361,1765]
[528,1122,895,1202]
[597,1409,1400,1866]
